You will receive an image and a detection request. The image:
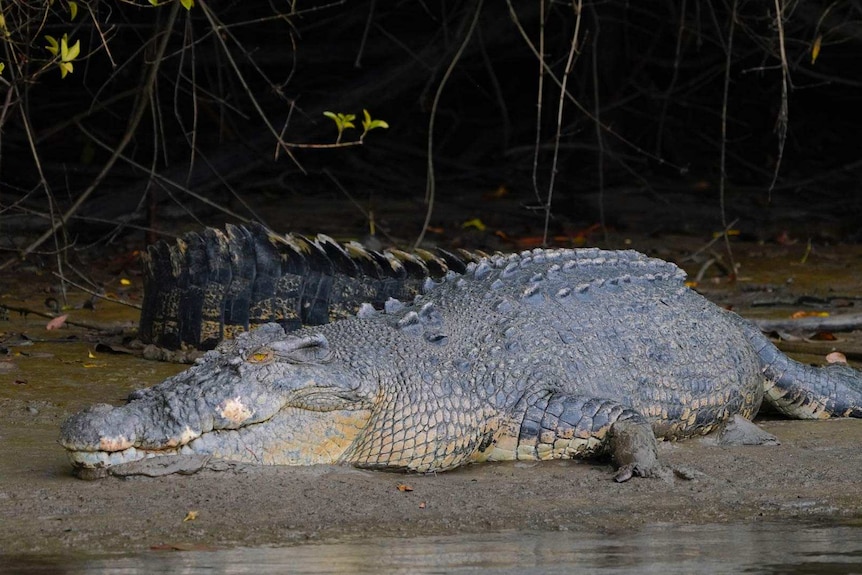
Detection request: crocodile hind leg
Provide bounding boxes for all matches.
[489,393,660,482]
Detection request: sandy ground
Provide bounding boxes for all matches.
[1,396,861,556]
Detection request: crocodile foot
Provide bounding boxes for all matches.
[607,417,661,482]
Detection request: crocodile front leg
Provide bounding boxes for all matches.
[485,393,660,481]
[606,415,660,482]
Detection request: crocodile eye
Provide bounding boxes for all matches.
[247,349,274,364]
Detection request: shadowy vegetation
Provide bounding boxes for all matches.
[1,0,860,267]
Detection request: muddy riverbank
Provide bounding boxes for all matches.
[2,236,862,557]
[2,394,862,555]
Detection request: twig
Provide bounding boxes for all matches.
[197,0,303,170]
[530,0,546,214]
[50,271,142,311]
[74,123,250,223]
[768,0,790,197]
[718,0,738,281]
[587,2,605,244]
[354,0,376,68]
[505,1,685,173]
[654,0,687,159]
[544,1,582,246]
[0,303,129,334]
[322,168,400,245]
[476,24,510,150]
[3,1,181,270]
[753,313,862,334]
[678,218,739,263]
[414,0,485,250]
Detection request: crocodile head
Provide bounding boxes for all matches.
[59,323,375,478]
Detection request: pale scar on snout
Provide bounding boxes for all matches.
[219,396,254,424]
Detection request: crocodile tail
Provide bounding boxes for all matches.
[738,315,862,418]
[139,240,177,348]
[139,224,476,350]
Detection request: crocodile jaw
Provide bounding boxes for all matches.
[62,406,373,474]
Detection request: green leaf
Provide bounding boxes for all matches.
[148,0,159,5]
[45,35,59,56]
[368,119,389,130]
[69,1,78,20]
[61,37,80,63]
[59,61,73,78]
[0,63,5,75]
[461,218,486,231]
[323,111,356,133]
[180,0,194,9]
[362,109,389,132]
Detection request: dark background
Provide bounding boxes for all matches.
[1,0,860,258]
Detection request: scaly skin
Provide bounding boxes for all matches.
[60,248,862,480]
[138,223,481,351]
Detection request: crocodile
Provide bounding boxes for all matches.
[139,223,481,352]
[61,247,862,481]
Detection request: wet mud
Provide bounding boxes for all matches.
[2,397,862,555]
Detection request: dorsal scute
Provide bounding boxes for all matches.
[357,302,378,319]
[384,297,406,314]
[422,277,439,294]
[459,247,681,282]
[423,248,687,309]
[337,246,687,342]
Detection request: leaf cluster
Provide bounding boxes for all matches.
[323,110,389,144]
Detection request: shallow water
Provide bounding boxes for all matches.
[4,522,862,575]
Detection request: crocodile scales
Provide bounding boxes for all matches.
[61,247,862,480]
[139,223,481,351]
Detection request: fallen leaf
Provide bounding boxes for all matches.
[482,185,509,200]
[418,501,426,509]
[811,34,822,65]
[46,314,68,330]
[183,510,198,522]
[120,278,132,286]
[461,218,486,232]
[811,332,837,341]
[87,349,96,359]
[397,483,413,492]
[790,311,829,319]
[513,236,546,249]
